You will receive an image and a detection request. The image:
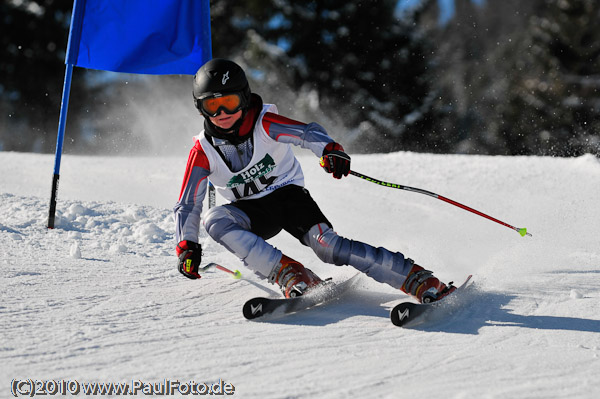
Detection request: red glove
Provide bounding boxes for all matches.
[176,241,203,279]
[320,142,351,179]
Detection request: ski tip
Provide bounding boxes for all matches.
[456,274,474,290]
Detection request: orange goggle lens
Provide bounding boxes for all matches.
[201,94,242,116]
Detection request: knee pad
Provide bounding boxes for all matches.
[203,205,280,277]
[303,223,349,265]
[203,205,251,240]
[303,222,412,289]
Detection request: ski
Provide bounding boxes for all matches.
[390,275,473,327]
[243,274,360,320]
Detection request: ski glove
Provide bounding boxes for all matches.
[320,142,351,179]
[176,240,203,279]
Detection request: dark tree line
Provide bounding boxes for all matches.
[1,0,74,153]
[420,0,600,156]
[1,0,599,156]
[249,0,437,154]
[502,0,600,155]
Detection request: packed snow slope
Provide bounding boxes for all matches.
[1,150,600,398]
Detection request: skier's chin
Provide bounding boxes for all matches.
[214,120,235,130]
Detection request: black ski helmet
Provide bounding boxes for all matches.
[193,58,251,116]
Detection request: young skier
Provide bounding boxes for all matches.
[174,58,455,303]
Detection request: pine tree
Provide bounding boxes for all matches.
[421,0,538,155]
[503,0,600,155]
[251,0,437,153]
[0,0,81,152]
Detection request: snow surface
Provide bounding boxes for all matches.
[1,150,600,398]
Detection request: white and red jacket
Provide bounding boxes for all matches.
[174,101,417,291]
[174,103,335,244]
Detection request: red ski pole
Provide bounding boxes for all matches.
[350,170,531,237]
[199,263,242,279]
[215,264,242,278]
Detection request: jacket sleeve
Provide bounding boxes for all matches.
[173,140,210,244]
[261,112,335,157]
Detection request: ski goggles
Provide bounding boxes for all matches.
[199,93,244,117]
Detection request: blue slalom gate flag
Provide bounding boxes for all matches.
[66,0,212,74]
[48,0,213,228]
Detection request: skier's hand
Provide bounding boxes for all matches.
[320,142,351,179]
[176,241,203,279]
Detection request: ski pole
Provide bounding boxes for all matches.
[349,170,532,237]
[199,262,242,279]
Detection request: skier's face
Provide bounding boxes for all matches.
[209,109,242,131]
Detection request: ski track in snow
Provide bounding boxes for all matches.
[1,151,600,398]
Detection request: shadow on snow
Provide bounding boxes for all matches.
[411,288,600,335]
[249,284,600,335]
